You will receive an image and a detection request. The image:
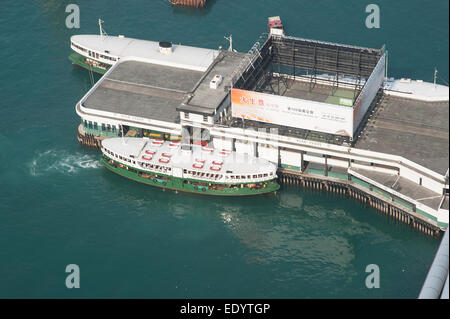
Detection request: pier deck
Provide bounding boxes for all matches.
[356,94,449,175]
[442,196,449,210]
[351,168,443,211]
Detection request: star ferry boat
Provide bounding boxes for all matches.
[101,138,280,196]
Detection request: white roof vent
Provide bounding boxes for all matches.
[210,75,223,89]
[159,41,173,55]
[270,28,285,36]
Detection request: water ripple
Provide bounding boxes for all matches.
[28,149,102,176]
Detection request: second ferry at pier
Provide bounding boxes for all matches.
[101,138,280,196]
[69,20,119,74]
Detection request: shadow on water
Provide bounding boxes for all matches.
[170,0,218,16]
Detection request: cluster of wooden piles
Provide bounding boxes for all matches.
[168,0,207,8]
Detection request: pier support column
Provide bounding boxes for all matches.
[300,151,304,173]
[277,146,281,168]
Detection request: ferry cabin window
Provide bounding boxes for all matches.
[107,125,111,132]
[94,122,98,130]
[72,42,85,52]
[88,121,93,129]
[253,174,257,178]
[184,112,189,119]
[102,123,106,131]
[203,115,208,122]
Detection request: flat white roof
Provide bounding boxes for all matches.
[384,78,449,102]
[71,35,218,72]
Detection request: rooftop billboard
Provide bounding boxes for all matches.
[231,88,354,137]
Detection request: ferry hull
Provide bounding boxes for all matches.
[69,52,111,74]
[101,156,280,196]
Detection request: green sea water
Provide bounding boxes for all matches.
[0,0,447,298]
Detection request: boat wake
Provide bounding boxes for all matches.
[29,149,102,176]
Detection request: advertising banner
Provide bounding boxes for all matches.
[231,88,354,137]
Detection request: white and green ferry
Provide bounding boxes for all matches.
[69,19,218,74]
[101,137,280,196]
[69,20,119,74]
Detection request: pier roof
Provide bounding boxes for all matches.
[83,60,204,123]
[355,95,449,175]
[177,51,249,115]
[81,51,248,122]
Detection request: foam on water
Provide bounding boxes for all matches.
[29,149,102,176]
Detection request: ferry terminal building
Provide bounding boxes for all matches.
[73,33,449,234]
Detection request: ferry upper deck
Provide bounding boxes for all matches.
[101,137,277,183]
[71,34,218,71]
